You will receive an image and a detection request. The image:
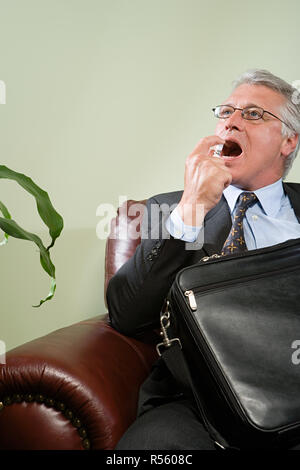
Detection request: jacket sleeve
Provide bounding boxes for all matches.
[106,195,198,337]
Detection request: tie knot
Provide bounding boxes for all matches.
[236,191,257,211]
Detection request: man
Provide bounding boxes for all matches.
[107,69,300,449]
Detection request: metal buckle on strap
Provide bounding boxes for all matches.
[214,440,226,450]
[156,299,182,356]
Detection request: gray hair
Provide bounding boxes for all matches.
[232,69,300,178]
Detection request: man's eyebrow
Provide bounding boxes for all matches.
[223,102,261,108]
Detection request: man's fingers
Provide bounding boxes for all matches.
[187,152,227,170]
[190,135,225,157]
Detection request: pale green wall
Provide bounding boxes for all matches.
[1,0,300,351]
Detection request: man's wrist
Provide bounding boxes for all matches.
[165,206,203,242]
[176,200,205,227]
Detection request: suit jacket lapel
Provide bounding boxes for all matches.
[283,182,300,222]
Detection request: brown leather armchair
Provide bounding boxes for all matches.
[0,200,158,450]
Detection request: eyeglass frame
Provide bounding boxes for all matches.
[212,104,292,130]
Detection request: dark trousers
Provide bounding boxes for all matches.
[115,396,300,451]
[115,398,216,450]
[115,356,300,451]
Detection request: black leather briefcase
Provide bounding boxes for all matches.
[158,237,300,449]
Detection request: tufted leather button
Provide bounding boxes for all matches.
[12,394,23,403]
[24,393,34,402]
[55,401,66,411]
[3,396,12,406]
[45,398,55,407]
[82,438,91,450]
[72,417,82,428]
[64,409,73,420]
[78,428,87,438]
[35,394,44,403]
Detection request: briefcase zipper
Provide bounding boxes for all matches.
[184,253,224,309]
[183,263,300,312]
[199,236,300,265]
[201,253,222,262]
[184,290,197,311]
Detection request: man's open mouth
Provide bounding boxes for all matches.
[222,140,243,158]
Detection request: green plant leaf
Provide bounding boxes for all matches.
[0,200,11,246]
[33,277,56,308]
[0,216,56,306]
[0,165,64,250]
[0,166,64,306]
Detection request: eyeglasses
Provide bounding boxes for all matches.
[212,105,291,129]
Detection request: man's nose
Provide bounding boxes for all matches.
[225,109,244,131]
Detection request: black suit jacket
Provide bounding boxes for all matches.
[107,182,300,417]
[107,182,300,337]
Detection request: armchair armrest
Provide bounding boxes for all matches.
[0,316,158,450]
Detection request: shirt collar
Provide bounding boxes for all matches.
[223,178,284,217]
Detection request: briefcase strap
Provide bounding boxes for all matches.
[157,300,235,450]
[161,342,233,450]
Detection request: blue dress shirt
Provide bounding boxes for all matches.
[166,178,300,249]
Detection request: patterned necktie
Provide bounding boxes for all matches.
[221,191,258,256]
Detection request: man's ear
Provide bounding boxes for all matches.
[281,133,299,157]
